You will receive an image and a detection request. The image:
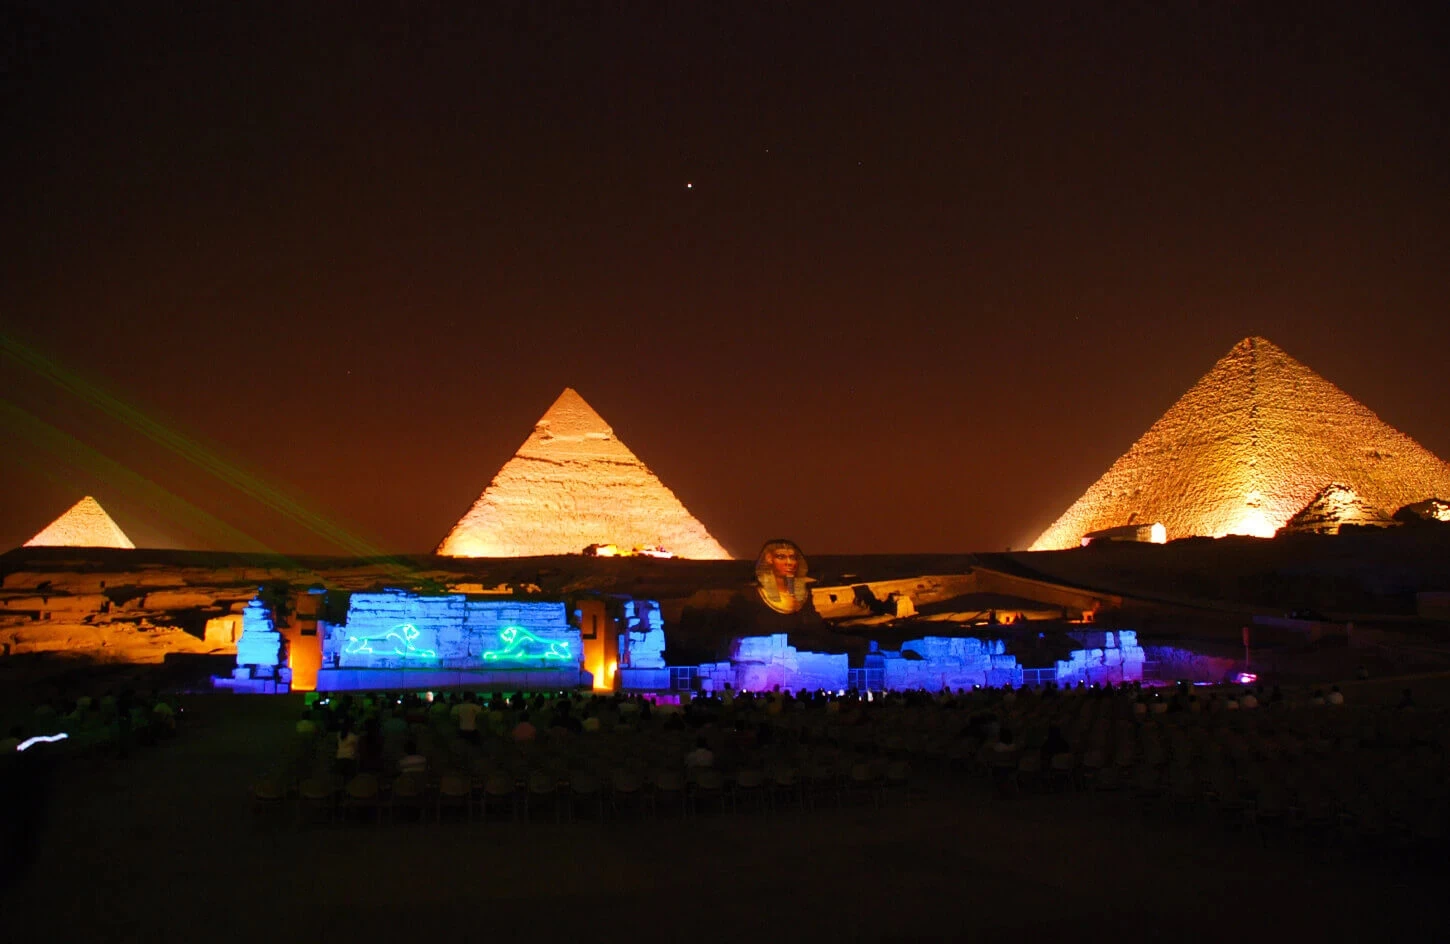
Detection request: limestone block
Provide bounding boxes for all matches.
[1105,649,1122,666]
[204,614,243,646]
[141,590,218,610]
[1122,660,1143,682]
[1119,631,1138,648]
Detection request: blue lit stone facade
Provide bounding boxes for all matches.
[323,591,578,669]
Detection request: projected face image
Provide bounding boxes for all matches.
[755,539,809,615]
[770,546,799,580]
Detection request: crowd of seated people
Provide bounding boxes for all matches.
[259,679,1446,852]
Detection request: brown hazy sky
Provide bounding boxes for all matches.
[3,2,1448,556]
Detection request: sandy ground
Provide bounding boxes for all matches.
[2,688,1447,942]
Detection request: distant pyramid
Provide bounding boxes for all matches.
[1279,483,1395,535]
[437,388,731,559]
[24,496,135,549]
[1395,498,1450,523]
[1032,337,1450,550]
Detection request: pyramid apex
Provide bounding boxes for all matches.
[1230,336,1287,356]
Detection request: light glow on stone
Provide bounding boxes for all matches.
[1222,509,1276,539]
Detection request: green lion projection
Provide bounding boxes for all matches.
[482,625,572,663]
[343,623,437,659]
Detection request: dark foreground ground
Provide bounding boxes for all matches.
[3,687,1447,942]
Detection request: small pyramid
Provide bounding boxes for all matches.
[1279,483,1395,535]
[24,496,136,549]
[1395,498,1450,524]
[438,389,731,559]
[1032,338,1450,549]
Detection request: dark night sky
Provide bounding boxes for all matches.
[2,2,1448,557]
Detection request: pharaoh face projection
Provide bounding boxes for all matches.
[755,539,810,615]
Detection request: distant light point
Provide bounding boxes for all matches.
[686,182,694,189]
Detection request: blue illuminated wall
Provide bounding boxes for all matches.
[618,599,666,669]
[1055,630,1146,685]
[234,597,283,675]
[882,636,1023,690]
[322,591,579,670]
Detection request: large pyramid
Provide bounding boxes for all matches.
[24,496,136,549]
[1032,337,1450,550]
[437,388,731,559]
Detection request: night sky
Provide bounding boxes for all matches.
[3,3,1448,557]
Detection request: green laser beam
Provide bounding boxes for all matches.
[1,333,414,572]
[0,399,276,554]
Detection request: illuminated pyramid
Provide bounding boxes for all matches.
[437,388,731,559]
[1279,483,1395,535]
[24,496,136,549]
[1032,337,1450,550]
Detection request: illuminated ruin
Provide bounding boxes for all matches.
[437,388,731,559]
[1032,337,1450,549]
[23,496,135,549]
[1280,483,1396,535]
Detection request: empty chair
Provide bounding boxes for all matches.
[567,771,604,822]
[250,777,288,823]
[691,769,728,816]
[654,768,690,816]
[526,771,561,823]
[848,763,883,808]
[1046,753,1077,792]
[768,766,802,813]
[1014,754,1041,794]
[804,762,838,810]
[610,768,648,819]
[481,771,519,821]
[342,773,381,824]
[388,773,427,824]
[732,769,767,814]
[436,772,473,823]
[884,760,913,806]
[297,776,337,826]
